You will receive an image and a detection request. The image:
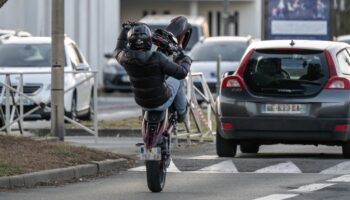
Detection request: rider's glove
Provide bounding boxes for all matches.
[175,55,192,65]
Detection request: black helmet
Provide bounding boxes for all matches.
[127,24,152,51]
[166,16,192,50]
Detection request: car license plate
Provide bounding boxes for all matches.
[264,104,306,114]
[121,75,130,83]
[139,146,161,160]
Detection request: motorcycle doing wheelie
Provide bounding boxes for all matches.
[137,17,192,193]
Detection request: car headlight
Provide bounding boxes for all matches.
[103,64,117,74]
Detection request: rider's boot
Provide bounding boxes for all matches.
[177,107,187,123]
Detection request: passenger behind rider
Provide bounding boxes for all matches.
[114,20,191,122]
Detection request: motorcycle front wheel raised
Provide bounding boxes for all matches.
[145,160,166,192]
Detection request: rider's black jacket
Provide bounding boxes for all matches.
[114,27,191,109]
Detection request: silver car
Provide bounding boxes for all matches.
[190,36,253,94]
[217,40,350,158]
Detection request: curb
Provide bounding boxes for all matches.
[0,158,128,189]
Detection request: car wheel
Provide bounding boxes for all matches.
[342,141,350,158]
[81,92,94,121]
[240,143,260,154]
[68,94,77,121]
[216,125,237,157]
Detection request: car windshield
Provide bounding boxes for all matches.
[339,40,350,45]
[244,49,329,96]
[148,25,199,51]
[190,41,247,62]
[0,43,51,67]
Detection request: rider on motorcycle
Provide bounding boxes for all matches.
[114,19,191,122]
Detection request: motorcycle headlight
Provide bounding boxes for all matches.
[103,64,117,74]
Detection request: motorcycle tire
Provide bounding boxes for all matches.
[146,160,166,192]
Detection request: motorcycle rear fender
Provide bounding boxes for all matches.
[142,110,168,148]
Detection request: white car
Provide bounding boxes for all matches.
[189,36,253,94]
[0,36,94,120]
[337,35,350,44]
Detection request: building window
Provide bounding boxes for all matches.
[217,11,221,36]
[143,10,148,17]
[208,11,212,36]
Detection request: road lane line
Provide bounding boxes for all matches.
[320,161,350,174]
[129,165,146,172]
[288,183,335,193]
[167,158,181,173]
[195,160,238,173]
[327,174,350,182]
[255,161,302,173]
[253,194,299,200]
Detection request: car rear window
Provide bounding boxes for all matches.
[190,41,247,62]
[243,49,329,97]
[0,43,52,67]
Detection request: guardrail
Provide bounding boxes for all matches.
[173,71,217,145]
[0,71,98,142]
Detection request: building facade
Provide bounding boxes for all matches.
[0,0,121,84]
[0,0,263,85]
[120,0,262,38]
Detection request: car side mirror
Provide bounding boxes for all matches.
[104,53,113,59]
[76,63,90,71]
[222,71,235,78]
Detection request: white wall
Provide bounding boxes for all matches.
[0,0,121,86]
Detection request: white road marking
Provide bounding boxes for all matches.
[253,194,299,200]
[289,183,335,193]
[320,161,350,174]
[255,162,302,174]
[167,158,181,173]
[129,165,146,172]
[327,174,350,182]
[195,160,238,173]
[128,159,180,172]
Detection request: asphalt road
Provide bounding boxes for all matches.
[2,139,350,200]
[3,92,350,199]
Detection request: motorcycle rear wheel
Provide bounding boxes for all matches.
[146,160,166,192]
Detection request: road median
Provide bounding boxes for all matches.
[0,134,132,189]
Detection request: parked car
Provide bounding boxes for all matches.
[337,34,350,44]
[217,39,350,158]
[103,53,131,92]
[189,36,253,94]
[0,36,94,120]
[103,15,210,93]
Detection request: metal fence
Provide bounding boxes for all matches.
[173,71,217,145]
[0,71,98,142]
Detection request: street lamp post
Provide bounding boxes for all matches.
[51,0,65,141]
